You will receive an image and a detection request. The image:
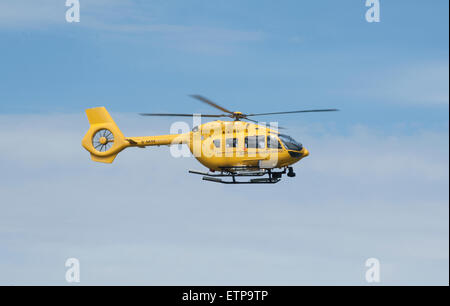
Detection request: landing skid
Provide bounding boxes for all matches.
[202,176,280,184]
[188,168,290,184]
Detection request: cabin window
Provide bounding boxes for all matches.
[245,136,266,149]
[226,138,238,148]
[267,135,282,149]
[213,139,221,148]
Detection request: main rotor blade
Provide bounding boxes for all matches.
[243,117,258,123]
[243,118,286,129]
[189,95,234,115]
[140,113,226,118]
[246,109,339,116]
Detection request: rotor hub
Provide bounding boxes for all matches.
[99,137,108,145]
[232,112,246,120]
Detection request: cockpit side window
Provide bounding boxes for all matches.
[267,135,282,149]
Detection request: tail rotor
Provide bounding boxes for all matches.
[92,128,115,153]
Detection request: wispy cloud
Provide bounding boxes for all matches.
[0,0,264,54]
[85,20,265,54]
[345,61,449,106]
[0,0,134,27]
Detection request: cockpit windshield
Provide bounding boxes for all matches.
[278,134,303,151]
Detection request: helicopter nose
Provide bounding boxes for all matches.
[302,148,309,157]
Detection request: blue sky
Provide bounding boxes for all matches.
[1,0,448,128]
[0,0,448,285]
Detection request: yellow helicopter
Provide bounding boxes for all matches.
[82,95,338,184]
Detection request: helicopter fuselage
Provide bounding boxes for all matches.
[81,107,310,183]
[119,120,309,171]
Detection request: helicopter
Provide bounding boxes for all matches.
[81,95,338,184]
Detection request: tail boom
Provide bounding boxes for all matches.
[125,134,189,147]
